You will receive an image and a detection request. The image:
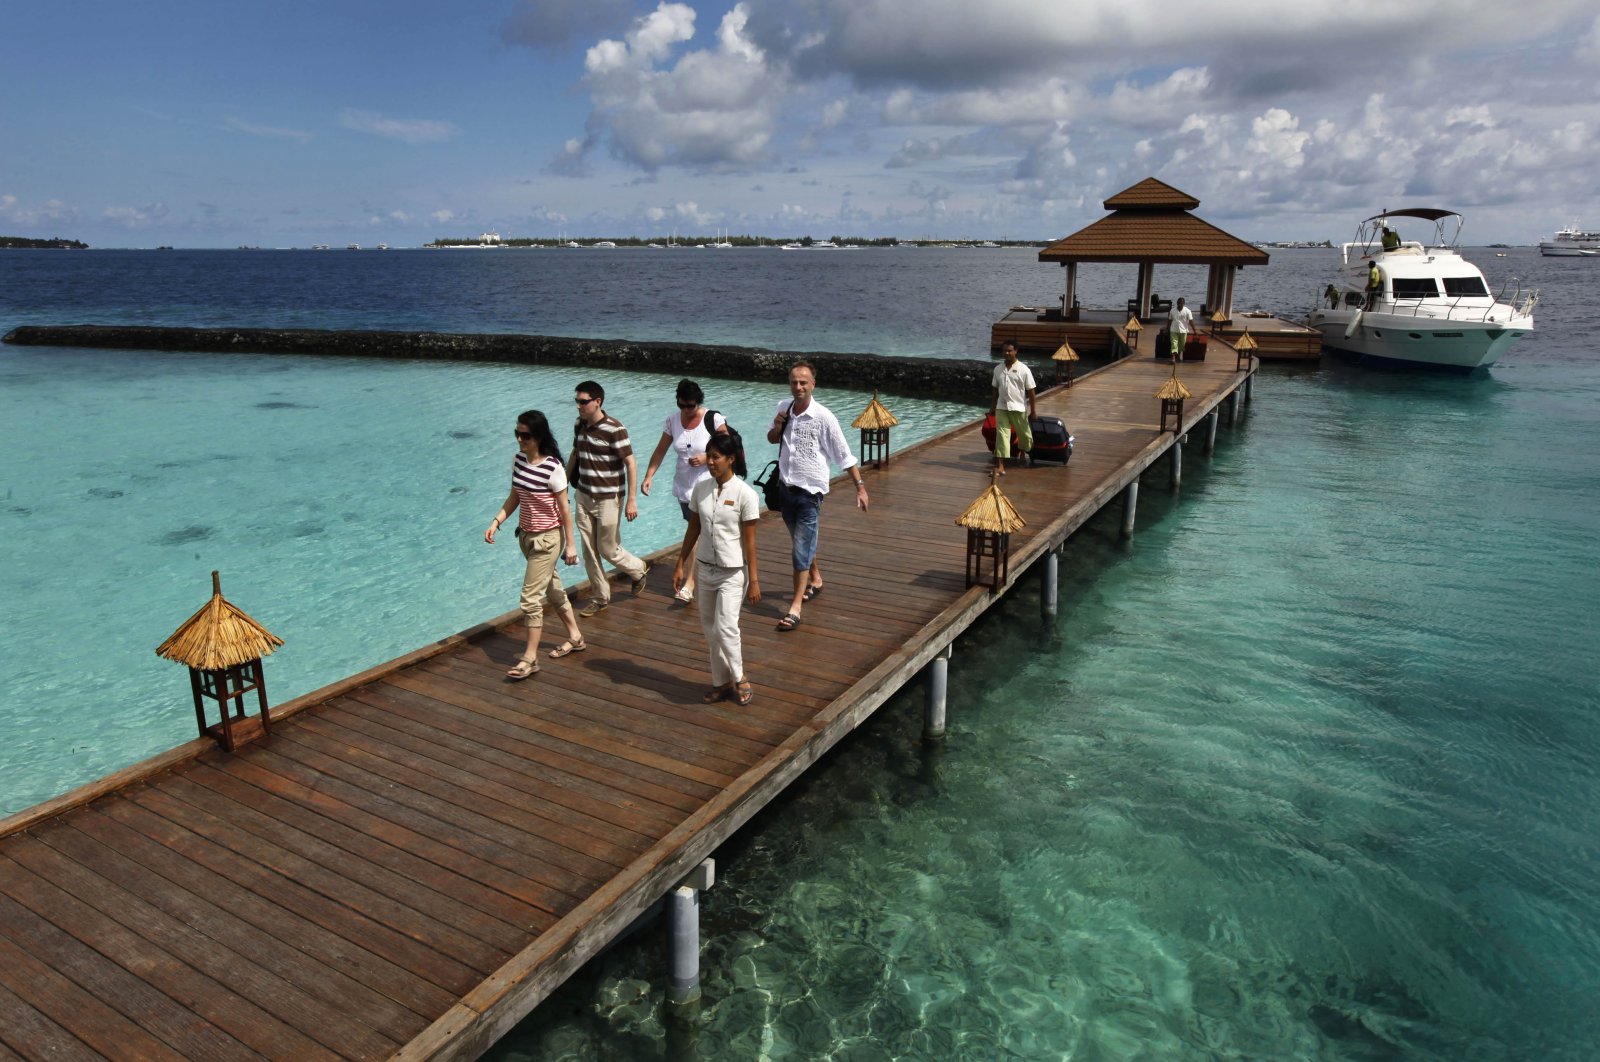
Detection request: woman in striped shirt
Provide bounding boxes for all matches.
[484,410,586,679]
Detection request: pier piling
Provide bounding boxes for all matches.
[668,860,715,1010]
[1122,481,1140,538]
[924,645,953,741]
[1042,550,1060,616]
[1205,410,1219,454]
[1171,438,1183,488]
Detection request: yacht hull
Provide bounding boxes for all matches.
[1305,310,1528,371]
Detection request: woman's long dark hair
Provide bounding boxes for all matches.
[516,410,562,462]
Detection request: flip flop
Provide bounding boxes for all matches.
[507,657,539,680]
[548,639,587,659]
[734,681,754,705]
[802,583,823,602]
[776,613,801,632]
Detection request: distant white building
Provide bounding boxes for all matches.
[478,232,501,245]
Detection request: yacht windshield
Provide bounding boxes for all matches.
[1391,278,1440,299]
[1442,276,1489,297]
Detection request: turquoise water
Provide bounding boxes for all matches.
[0,349,972,812]
[3,247,1597,1057]
[496,359,1600,1059]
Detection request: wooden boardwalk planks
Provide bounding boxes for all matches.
[0,338,1253,1061]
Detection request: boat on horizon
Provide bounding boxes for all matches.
[1539,225,1599,257]
[1303,208,1536,372]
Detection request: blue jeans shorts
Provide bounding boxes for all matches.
[777,483,823,572]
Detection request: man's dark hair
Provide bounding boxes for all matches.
[575,379,604,404]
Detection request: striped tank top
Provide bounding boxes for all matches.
[513,453,566,533]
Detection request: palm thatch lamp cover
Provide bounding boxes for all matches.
[156,571,283,752]
[1124,316,1143,353]
[1233,328,1258,371]
[1052,340,1080,386]
[1209,308,1230,332]
[852,391,900,469]
[1156,362,1192,434]
[955,478,1026,591]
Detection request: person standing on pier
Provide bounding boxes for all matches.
[989,341,1036,475]
[767,360,868,632]
[673,434,761,704]
[569,380,650,617]
[641,378,730,605]
[484,410,587,679]
[1166,297,1194,360]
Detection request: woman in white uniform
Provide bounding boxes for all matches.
[672,434,761,705]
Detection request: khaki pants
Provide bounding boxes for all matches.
[697,561,746,687]
[517,528,570,626]
[574,490,646,604]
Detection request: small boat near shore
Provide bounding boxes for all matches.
[1539,225,1600,257]
[1303,208,1536,372]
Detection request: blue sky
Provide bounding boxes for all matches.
[3,0,1597,246]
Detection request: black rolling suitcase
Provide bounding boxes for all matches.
[1029,415,1073,464]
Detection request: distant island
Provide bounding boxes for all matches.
[1,236,88,249]
[426,234,1043,249]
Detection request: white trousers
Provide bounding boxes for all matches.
[574,490,646,604]
[697,561,746,687]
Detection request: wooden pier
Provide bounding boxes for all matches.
[0,330,1256,1060]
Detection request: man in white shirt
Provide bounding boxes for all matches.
[765,361,869,631]
[1167,297,1194,360]
[989,341,1036,475]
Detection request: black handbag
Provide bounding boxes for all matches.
[755,401,793,510]
[754,459,783,511]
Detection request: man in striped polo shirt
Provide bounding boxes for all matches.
[569,379,650,616]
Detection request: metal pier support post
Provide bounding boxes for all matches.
[1205,410,1219,454]
[1229,390,1241,424]
[1244,371,1255,403]
[1170,438,1183,488]
[1042,549,1059,617]
[1121,481,1139,538]
[668,860,715,1010]
[924,644,952,741]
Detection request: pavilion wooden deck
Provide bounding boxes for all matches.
[993,306,1320,360]
[0,332,1256,1061]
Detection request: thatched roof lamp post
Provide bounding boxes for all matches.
[1052,341,1080,387]
[955,475,1026,592]
[1157,361,1192,434]
[851,392,900,469]
[1124,316,1143,357]
[1233,329,1257,371]
[156,571,283,752]
[1209,308,1230,333]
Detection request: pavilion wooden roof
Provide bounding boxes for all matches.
[1039,177,1268,267]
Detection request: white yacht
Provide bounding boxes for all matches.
[1303,208,1536,372]
[1539,226,1599,257]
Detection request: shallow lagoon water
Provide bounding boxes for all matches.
[2,247,1597,1058]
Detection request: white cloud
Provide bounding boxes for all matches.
[338,109,459,145]
[224,117,312,142]
[0,194,78,227]
[102,203,169,228]
[432,209,458,223]
[567,2,785,173]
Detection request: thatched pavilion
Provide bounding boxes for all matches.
[1039,177,1268,322]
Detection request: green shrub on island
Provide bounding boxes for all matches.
[0,236,88,249]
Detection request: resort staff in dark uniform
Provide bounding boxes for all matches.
[569,379,650,617]
[766,360,867,632]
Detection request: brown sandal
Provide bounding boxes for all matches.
[702,685,731,703]
[507,657,539,680]
[548,639,587,659]
[734,681,754,705]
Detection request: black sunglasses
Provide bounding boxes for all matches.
[514,429,534,440]
[575,396,596,406]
